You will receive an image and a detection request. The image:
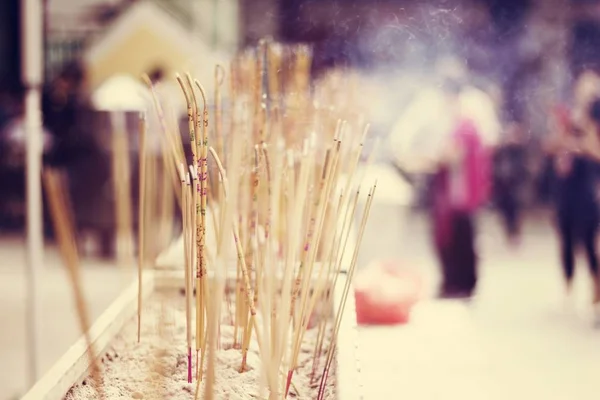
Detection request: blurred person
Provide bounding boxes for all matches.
[42,61,93,167]
[493,122,527,247]
[546,73,600,306]
[429,79,491,298]
[390,58,496,299]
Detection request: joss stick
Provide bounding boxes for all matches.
[43,169,105,400]
[208,147,268,375]
[289,148,329,322]
[256,42,267,144]
[287,139,341,396]
[188,164,199,355]
[311,187,361,382]
[214,65,225,197]
[250,146,260,301]
[259,146,275,360]
[202,135,245,400]
[110,111,134,269]
[194,167,205,381]
[259,146,286,398]
[276,147,311,374]
[179,164,193,383]
[194,79,211,380]
[141,74,183,208]
[261,144,273,240]
[158,156,174,253]
[144,147,157,260]
[318,182,377,400]
[308,196,344,383]
[176,74,205,380]
[272,155,296,394]
[196,155,232,400]
[137,112,146,343]
[233,262,241,348]
[237,148,252,350]
[309,127,368,372]
[266,42,282,115]
[290,133,339,323]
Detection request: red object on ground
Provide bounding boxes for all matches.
[354,260,422,325]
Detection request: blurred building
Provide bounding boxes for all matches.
[46,0,238,91]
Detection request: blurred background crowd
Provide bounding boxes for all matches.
[5,0,600,398]
[1,0,599,239]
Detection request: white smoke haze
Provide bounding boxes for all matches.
[312,4,477,164]
[302,0,574,166]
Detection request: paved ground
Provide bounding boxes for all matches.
[0,237,132,400]
[355,164,600,400]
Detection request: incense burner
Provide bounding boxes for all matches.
[21,270,362,400]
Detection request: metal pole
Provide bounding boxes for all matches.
[21,0,44,386]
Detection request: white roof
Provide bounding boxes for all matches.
[91,74,152,111]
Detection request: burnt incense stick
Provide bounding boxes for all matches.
[43,169,105,400]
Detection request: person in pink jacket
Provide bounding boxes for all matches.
[431,82,491,298]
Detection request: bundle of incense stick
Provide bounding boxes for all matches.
[131,40,378,399]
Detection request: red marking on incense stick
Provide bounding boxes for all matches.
[317,367,330,400]
[285,370,294,397]
[187,348,192,383]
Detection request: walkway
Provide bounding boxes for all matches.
[356,164,600,400]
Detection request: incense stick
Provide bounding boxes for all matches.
[142,74,183,209]
[137,112,147,343]
[43,169,106,400]
[63,46,381,399]
[178,163,193,383]
[207,147,267,373]
[110,111,134,269]
[318,181,377,400]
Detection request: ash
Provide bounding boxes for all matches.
[65,290,337,400]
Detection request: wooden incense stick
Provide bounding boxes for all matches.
[176,74,205,380]
[137,112,147,343]
[287,139,341,396]
[43,169,105,400]
[193,78,211,380]
[214,64,225,193]
[208,147,267,374]
[110,111,134,269]
[179,163,193,383]
[311,186,362,382]
[141,74,183,209]
[318,182,377,400]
